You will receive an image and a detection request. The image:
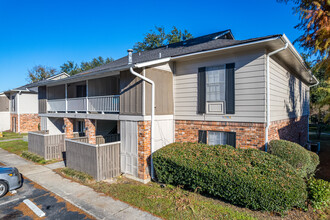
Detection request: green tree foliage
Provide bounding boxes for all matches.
[310,61,330,137]
[278,0,330,73]
[60,56,114,76]
[133,26,193,52]
[27,65,57,83]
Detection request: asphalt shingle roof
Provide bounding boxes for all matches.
[21,30,282,88]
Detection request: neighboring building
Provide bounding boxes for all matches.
[26,30,318,182]
[1,72,69,133]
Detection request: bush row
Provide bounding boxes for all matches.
[269,140,319,178]
[21,151,47,164]
[153,142,307,213]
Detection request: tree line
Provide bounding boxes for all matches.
[27,26,193,83]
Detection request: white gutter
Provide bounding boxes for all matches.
[265,43,289,152]
[127,49,156,180]
[17,91,21,133]
[135,58,171,68]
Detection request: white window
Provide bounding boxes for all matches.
[206,65,226,102]
[11,95,16,112]
[208,131,227,145]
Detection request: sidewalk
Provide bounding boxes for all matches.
[0,148,159,220]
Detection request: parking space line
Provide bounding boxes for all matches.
[23,199,46,217]
[0,197,24,206]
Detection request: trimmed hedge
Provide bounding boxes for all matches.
[308,178,330,210]
[269,140,319,178]
[153,142,307,213]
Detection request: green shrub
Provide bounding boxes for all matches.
[21,151,46,164]
[308,178,330,210]
[269,140,319,178]
[153,142,307,213]
[62,168,93,183]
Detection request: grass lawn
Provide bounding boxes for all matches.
[0,140,28,155]
[0,140,60,165]
[56,168,322,220]
[0,131,27,140]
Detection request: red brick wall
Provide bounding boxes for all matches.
[20,114,40,133]
[64,118,74,139]
[137,121,151,180]
[268,116,308,146]
[175,120,266,150]
[85,119,96,145]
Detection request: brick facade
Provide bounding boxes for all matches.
[64,118,74,139]
[10,113,40,133]
[268,116,309,146]
[20,114,40,133]
[85,119,96,145]
[175,120,266,150]
[137,121,151,180]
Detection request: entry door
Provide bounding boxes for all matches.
[120,121,138,177]
[12,117,16,133]
[77,120,85,136]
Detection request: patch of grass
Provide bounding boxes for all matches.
[0,140,28,155]
[21,151,47,164]
[61,168,93,184]
[0,132,27,140]
[93,178,256,220]
[56,168,256,220]
[0,140,59,165]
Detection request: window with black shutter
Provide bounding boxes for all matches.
[198,130,236,148]
[197,63,235,114]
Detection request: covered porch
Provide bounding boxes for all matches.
[39,75,120,114]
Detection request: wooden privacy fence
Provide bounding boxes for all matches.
[96,134,120,145]
[66,139,121,181]
[28,131,66,160]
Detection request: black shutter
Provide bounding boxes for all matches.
[227,132,236,148]
[197,67,206,114]
[198,130,207,144]
[225,63,235,114]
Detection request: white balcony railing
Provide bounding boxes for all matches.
[68,97,87,112]
[47,95,119,113]
[48,99,66,112]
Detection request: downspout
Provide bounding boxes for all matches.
[127,49,156,180]
[265,43,288,152]
[17,91,21,133]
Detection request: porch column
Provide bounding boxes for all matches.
[64,118,74,139]
[85,118,96,144]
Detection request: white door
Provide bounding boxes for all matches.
[120,121,138,177]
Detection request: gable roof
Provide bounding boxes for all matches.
[2,72,69,93]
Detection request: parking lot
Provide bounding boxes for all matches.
[0,176,95,219]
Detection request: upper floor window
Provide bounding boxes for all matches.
[206,65,226,102]
[11,95,16,112]
[198,63,235,115]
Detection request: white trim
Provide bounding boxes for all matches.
[135,58,171,68]
[171,37,280,60]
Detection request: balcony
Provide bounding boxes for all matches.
[47,95,120,113]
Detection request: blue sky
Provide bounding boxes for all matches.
[0,0,301,91]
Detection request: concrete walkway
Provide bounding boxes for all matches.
[0,138,23,142]
[0,148,159,220]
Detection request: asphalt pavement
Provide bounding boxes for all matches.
[0,177,95,219]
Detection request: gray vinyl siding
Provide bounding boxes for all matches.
[0,95,9,112]
[269,57,309,121]
[174,50,266,123]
